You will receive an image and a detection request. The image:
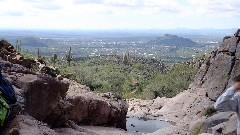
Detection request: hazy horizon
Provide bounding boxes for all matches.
[0,0,239,30]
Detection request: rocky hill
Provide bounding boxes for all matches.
[128,29,240,135]
[147,34,200,47]
[0,40,129,134]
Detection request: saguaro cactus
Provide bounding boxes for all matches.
[123,52,129,65]
[66,46,73,66]
[51,53,58,66]
[18,40,21,52]
[37,48,41,59]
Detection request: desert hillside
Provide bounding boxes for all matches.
[0,29,239,135]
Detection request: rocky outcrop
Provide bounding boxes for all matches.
[0,57,128,134]
[136,29,240,135]
[0,40,35,69]
[15,74,69,122]
[66,91,128,129]
[200,112,235,133]
[127,97,169,119]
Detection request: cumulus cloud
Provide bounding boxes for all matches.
[0,0,239,29]
[34,3,62,10]
[73,0,104,4]
[1,11,23,16]
[187,0,240,17]
[23,0,63,10]
[104,0,142,7]
[72,0,184,15]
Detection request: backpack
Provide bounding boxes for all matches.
[0,65,17,128]
[0,91,10,126]
[0,75,17,105]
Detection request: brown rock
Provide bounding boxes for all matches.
[2,115,58,135]
[14,74,69,122]
[66,91,128,129]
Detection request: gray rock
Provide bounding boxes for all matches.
[201,53,234,100]
[200,112,234,133]
[210,113,237,135]
[218,36,238,54]
[234,41,240,59]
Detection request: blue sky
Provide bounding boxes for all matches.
[0,0,239,30]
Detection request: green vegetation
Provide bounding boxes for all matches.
[15,39,22,52]
[37,48,41,59]
[51,53,58,66]
[66,47,73,66]
[52,55,198,99]
[142,63,197,99]
[192,123,201,135]
[204,106,217,117]
[14,43,198,99]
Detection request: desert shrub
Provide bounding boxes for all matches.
[192,123,201,135]
[204,106,217,116]
[41,55,198,99]
[142,63,197,99]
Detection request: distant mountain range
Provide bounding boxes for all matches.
[147,34,199,47]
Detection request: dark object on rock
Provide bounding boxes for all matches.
[8,128,20,135]
[234,29,240,37]
[232,74,240,82]
[216,127,223,133]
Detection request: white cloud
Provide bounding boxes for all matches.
[73,0,104,4]
[104,0,141,7]
[0,0,239,29]
[0,11,23,16]
[187,0,240,17]
[23,0,63,10]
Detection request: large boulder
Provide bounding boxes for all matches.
[0,60,69,125]
[13,74,69,122]
[190,33,240,101]
[200,36,239,100]
[210,114,237,135]
[200,112,234,133]
[66,83,128,129]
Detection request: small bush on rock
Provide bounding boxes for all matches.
[204,106,217,117]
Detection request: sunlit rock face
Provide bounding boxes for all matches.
[144,29,240,135]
